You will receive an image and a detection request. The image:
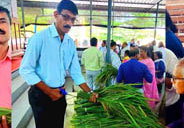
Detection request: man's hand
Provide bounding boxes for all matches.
[165,77,172,89]
[47,88,63,101]
[35,81,63,101]
[79,83,98,102]
[0,116,9,128]
[90,93,98,103]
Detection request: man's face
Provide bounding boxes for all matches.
[172,67,184,94]
[154,53,158,60]
[139,49,146,58]
[111,45,116,50]
[102,42,106,47]
[54,9,76,34]
[122,43,127,48]
[0,12,10,45]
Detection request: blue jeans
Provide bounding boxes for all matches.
[86,70,101,91]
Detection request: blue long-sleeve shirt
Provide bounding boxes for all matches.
[116,59,153,88]
[19,23,85,87]
[154,59,165,78]
[166,30,184,58]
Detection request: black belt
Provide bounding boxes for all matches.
[50,86,64,89]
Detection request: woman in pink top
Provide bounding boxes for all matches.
[139,46,159,109]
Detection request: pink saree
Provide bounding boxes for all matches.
[140,58,159,109]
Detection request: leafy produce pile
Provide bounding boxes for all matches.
[0,108,11,125]
[95,64,118,87]
[71,84,162,128]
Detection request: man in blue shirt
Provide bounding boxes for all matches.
[117,48,153,89]
[166,11,184,58]
[19,1,97,128]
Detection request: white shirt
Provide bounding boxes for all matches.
[99,46,107,53]
[159,47,180,106]
[120,45,130,58]
[159,47,178,74]
[166,87,180,106]
[103,49,121,69]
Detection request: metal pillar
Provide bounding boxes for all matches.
[34,15,38,33]
[154,2,159,40]
[106,0,112,64]
[112,0,114,39]
[90,0,92,39]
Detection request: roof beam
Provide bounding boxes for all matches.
[17,1,165,13]
[72,0,165,6]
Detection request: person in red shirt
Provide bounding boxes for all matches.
[0,6,11,128]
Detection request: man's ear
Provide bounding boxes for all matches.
[53,11,58,18]
[135,54,139,59]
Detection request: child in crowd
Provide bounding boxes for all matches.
[122,50,130,63]
[154,51,166,93]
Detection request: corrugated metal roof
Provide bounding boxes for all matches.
[17,0,165,13]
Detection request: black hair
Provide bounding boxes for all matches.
[102,40,106,44]
[154,51,162,59]
[57,0,78,15]
[111,40,116,47]
[139,46,152,58]
[129,48,139,57]
[90,37,97,46]
[166,10,178,33]
[123,42,127,46]
[125,50,130,56]
[0,6,11,24]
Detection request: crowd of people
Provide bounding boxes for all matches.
[82,34,184,128]
[84,38,165,108]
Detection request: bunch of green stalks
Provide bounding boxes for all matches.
[71,84,163,128]
[0,108,11,125]
[95,64,118,87]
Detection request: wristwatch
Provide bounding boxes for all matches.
[88,90,93,94]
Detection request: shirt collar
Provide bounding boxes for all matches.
[90,46,97,48]
[50,23,69,41]
[50,23,59,37]
[7,47,11,60]
[0,47,11,63]
[130,58,138,61]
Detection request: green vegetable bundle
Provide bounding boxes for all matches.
[0,107,11,125]
[95,64,118,87]
[71,84,163,128]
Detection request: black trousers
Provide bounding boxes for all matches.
[28,86,67,128]
[165,95,184,125]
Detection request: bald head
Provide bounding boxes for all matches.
[173,58,184,94]
[174,58,184,76]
